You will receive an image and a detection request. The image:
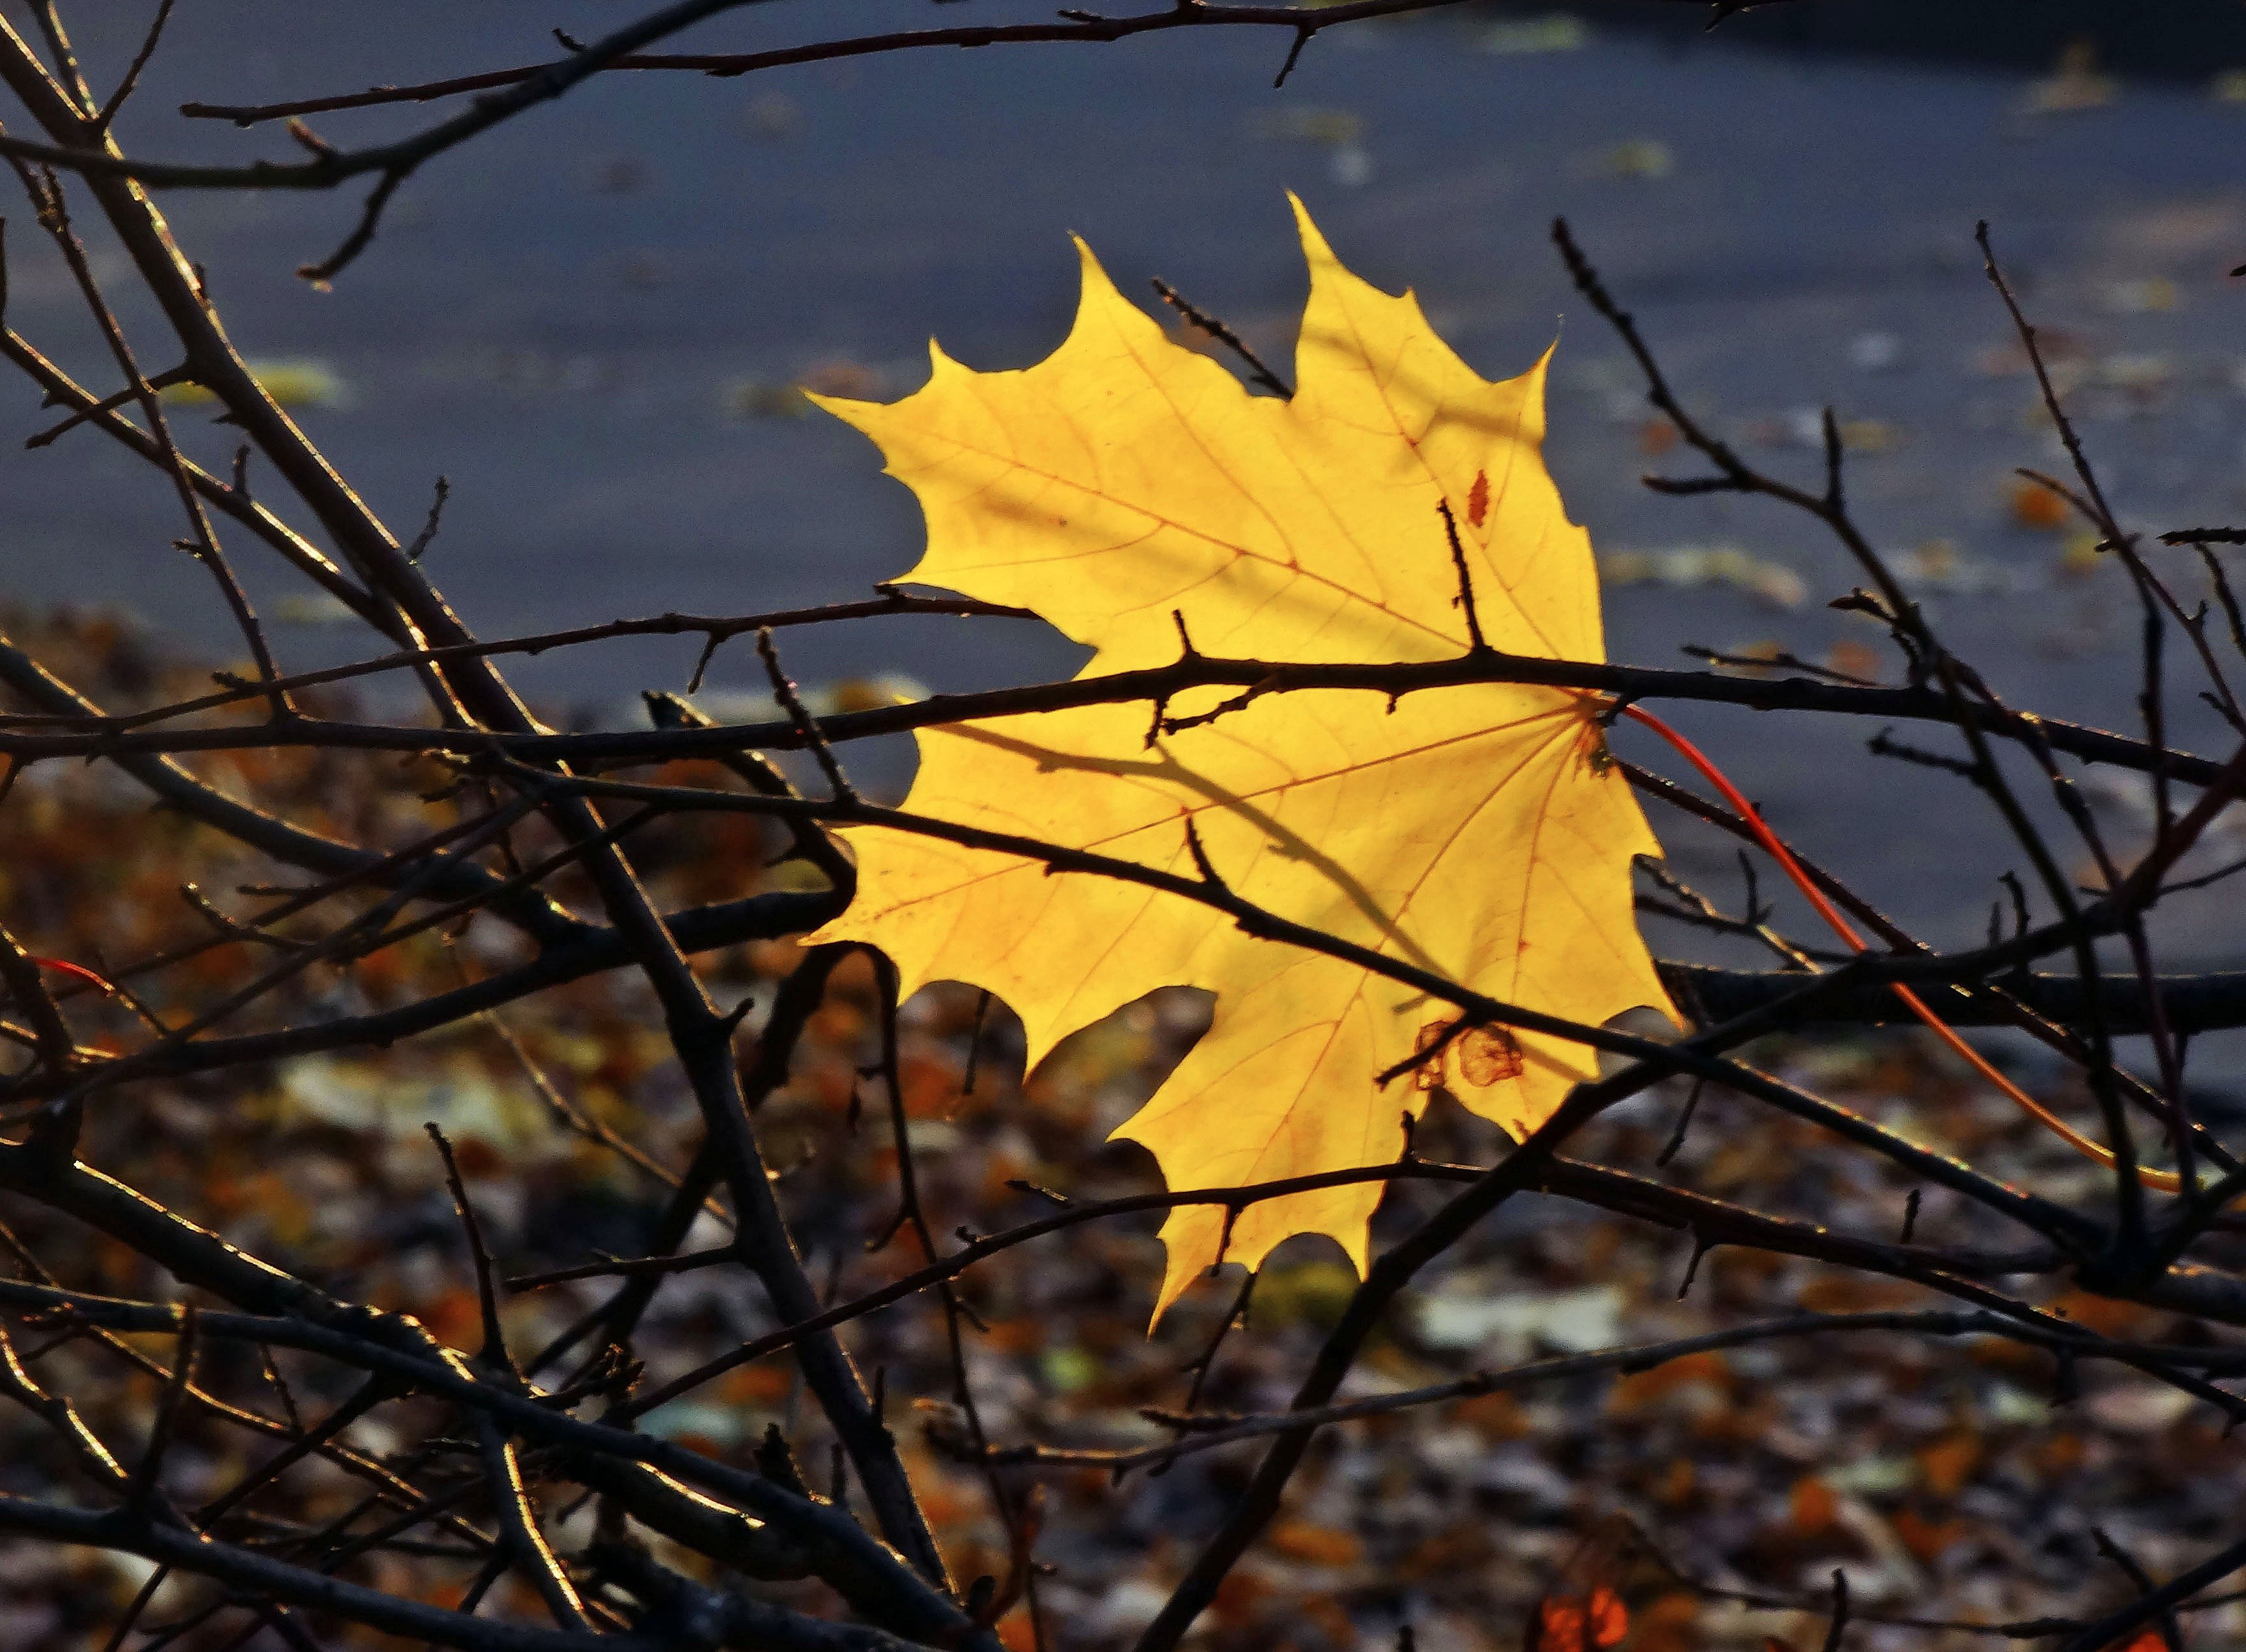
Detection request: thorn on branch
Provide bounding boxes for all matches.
[297,166,405,287]
[405,475,449,562]
[1274,24,1313,88]
[1866,727,1980,783]
[1819,1569,1851,1652]
[1214,1200,1241,1271]
[866,1204,911,1254]
[1170,610,1198,659]
[258,1346,302,1434]
[1642,473,1745,496]
[755,1423,809,1497]
[2190,543,2246,661]
[2015,466,2098,532]
[962,987,992,1096]
[1830,588,1931,685]
[1656,1079,1704,1167]
[2000,874,2032,970]
[1436,497,1489,654]
[688,629,728,693]
[1183,818,1228,893]
[1680,642,1876,686]
[184,885,305,957]
[24,363,194,449]
[1181,1268,1255,1412]
[1150,608,1201,745]
[1736,849,1766,926]
[757,626,858,804]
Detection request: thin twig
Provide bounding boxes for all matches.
[1150,277,1291,396]
[425,1124,514,1376]
[88,0,177,137]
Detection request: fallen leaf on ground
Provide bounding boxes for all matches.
[2009,477,2071,531]
[164,358,349,411]
[1479,15,1591,54]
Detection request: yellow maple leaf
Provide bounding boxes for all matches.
[809,199,1675,1314]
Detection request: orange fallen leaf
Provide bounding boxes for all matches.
[1917,1432,1981,1499]
[2009,475,2070,530]
[1529,1586,1630,1652]
[414,1287,483,1351]
[1788,1474,1837,1537]
[1609,1349,1730,1412]
[1889,1507,1967,1563]
[1267,1519,1364,1568]
[715,1363,793,1407]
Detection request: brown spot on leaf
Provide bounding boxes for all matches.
[1411,1018,1451,1091]
[1457,1025,1524,1088]
[1467,468,1490,529]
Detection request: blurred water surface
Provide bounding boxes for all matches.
[2,3,2242,988]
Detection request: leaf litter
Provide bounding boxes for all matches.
[1,602,2241,1642]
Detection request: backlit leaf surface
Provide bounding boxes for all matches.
[810,200,1674,1312]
